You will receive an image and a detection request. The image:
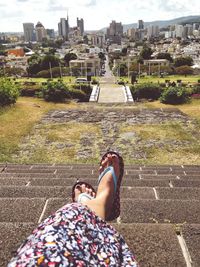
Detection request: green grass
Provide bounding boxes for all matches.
[138,75,200,84]
[0,97,78,162]
[119,75,200,84]
[1,97,200,165]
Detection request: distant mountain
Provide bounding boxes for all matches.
[100,15,200,32]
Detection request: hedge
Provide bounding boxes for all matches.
[130,83,163,100]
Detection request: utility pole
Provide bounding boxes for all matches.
[59,62,62,78]
[128,59,130,81]
[49,62,53,79]
[138,63,141,79]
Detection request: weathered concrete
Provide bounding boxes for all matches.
[114,223,186,267]
[182,224,200,267]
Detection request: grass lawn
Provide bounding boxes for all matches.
[0,97,78,162]
[16,77,76,84]
[0,97,200,165]
[119,75,200,84]
[138,75,200,84]
[14,76,100,84]
[142,99,200,119]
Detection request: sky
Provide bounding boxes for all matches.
[0,0,200,32]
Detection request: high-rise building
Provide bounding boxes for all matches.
[58,17,69,40]
[147,25,159,38]
[23,23,35,42]
[127,28,136,40]
[35,22,47,42]
[185,24,193,36]
[175,25,184,38]
[46,29,55,39]
[107,20,123,36]
[106,20,123,44]
[138,20,144,30]
[77,18,84,36]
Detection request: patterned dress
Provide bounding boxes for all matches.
[8,203,138,267]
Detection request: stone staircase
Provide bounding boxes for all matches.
[0,163,200,266]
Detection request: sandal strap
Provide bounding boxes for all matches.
[77,193,94,203]
[98,166,118,193]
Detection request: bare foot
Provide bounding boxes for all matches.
[74,184,96,203]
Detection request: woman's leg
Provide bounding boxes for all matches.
[74,153,120,220]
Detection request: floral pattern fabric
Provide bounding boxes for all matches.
[8,203,137,267]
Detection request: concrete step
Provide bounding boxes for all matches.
[114,223,186,267]
[1,198,200,224]
[0,177,171,187]
[172,179,200,187]
[2,222,192,267]
[0,186,156,200]
[121,199,200,224]
[182,224,200,266]
[156,187,200,200]
[0,198,46,223]
[0,222,36,267]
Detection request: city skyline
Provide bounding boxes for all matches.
[0,0,200,32]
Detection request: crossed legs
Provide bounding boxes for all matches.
[74,153,120,220]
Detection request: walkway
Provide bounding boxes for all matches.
[98,56,126,103]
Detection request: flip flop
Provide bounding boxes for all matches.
[72,181,96,203]
[99,151,124,221]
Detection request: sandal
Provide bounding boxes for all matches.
[72,181,96,203]
[99,151,124,221]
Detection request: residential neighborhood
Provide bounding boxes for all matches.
[1,16,200,79]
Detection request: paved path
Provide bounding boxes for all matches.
[98,56,126,103]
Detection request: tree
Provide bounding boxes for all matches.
[139,45,153,60]
[98,52,106,61]
[0,78,19,106]
[64,53,77,67]
[157,52,173,63]
[121,47,127,56]
[175,65,194,76]
[40,54,60,70]
[27,54,42,76]
[174,56,193,67]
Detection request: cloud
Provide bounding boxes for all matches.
[85,0,96,7]
[47,4,67,12]
[158,0,185,12]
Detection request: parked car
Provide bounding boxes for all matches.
[76,78,88,83]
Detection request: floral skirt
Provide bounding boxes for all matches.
[8,203,137,267]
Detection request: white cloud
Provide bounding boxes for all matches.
[0,0,200,32]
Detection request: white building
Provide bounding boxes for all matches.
[175,25,184,38]
[35,22,47,42]
[69,56,100,76]
[147,25,159,38]
[23,23,35,42]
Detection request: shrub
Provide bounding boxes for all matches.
[71,84,92,95]
[175,65,193,76]
[160,87,189,104]
[20,84,42,97]
[36,70,50,78]
[130,83,163,100]
[42,80,70,102]
[192,84,200,94]
[0,78,19,106]
[69,88,87,102]
[91,78,98,85]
